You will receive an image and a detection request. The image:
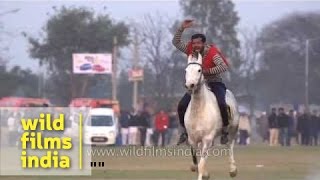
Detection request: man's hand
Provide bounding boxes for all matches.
[181,19,194,29]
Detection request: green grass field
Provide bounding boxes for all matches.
[1,145,320,180]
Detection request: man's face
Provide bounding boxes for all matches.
[192,38,205,52]
[279,109,284,114]
[289,111,294,116]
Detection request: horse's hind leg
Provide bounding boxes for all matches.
[228,139,237,177]
[190,146,198,172]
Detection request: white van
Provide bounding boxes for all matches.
[84,108,118,145]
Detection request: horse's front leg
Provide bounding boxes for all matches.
[190,146,198,172]
[228,139,238,177]
[197,139,212,180]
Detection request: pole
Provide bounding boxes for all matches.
[305,39,309,113]
[70,73,74,99]
[133,78,138,109]
[42,65,46,98]
[38,71,41,97]
[112,36,118,101]
[132,30,139,109]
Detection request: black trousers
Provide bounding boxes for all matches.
[310,132,318,146]
[239,130,249,145]
[301,132,310,146]
[139,127,147,146]
[153,130,166,147]
[177,82,228,128]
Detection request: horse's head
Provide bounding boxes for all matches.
[185,53,204,92]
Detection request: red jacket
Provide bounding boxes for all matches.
[186,42,229,71]
[155,112,169,132]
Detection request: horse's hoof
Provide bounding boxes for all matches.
[229,168,238,178]
[190,164,197,172]
[202,173,210,180]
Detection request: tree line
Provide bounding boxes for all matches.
[0,1,319,111]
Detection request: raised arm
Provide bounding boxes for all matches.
[172,27,188,54]
[172,20,194,54]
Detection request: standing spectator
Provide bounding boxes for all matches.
[137,110,150,146]
[154,110,169,147]
[297,111,311,146]
[257,112,269,143]
[295,112,302,144]
[7,112,18,147]
[119,110,130,146]
[145,112,155,146]
[141,105,154,147]
[310,110,319,146]
[1,109,9,126]
[166,111,179,146]
[288,110,296,146]
[268,108,279,146]
[128,108,139,145]
[278,108,290,146]
[318,112,320,146]
[238,113,251,145]
[297,112,303,145]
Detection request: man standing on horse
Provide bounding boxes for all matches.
[172,19,230,145]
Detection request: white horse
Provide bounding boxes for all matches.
[184,54,239,180]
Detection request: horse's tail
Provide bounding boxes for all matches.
[225,89,240,127]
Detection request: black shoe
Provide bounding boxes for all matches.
[220,128,229,145]
[177,130,188,145]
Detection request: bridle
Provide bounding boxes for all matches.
[186,62,203,68]
[186,62,205,93]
